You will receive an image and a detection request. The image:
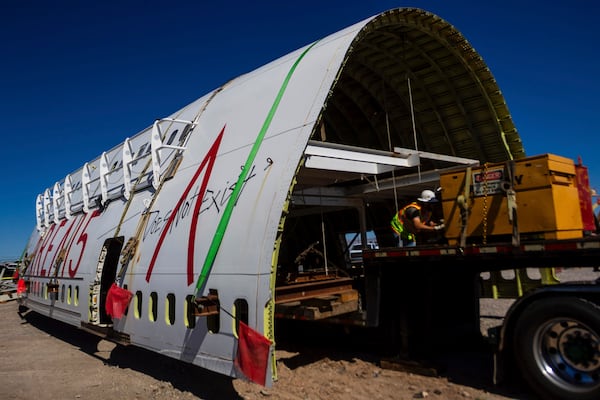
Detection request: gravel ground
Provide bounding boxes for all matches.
[0,301,526,400]
[0,267,597,400]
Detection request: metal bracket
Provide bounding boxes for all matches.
[52,182,62,224]
[82,162,92,213]
[64,174,73,220]
[99,152,110,205]
[151,118,193,189]
[36,194,44,231]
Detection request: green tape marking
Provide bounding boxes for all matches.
[195,41,318,293]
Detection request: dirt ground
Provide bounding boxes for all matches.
[4,266,597,400]
[0,298,540,400]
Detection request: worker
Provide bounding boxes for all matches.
[391,189,445,247]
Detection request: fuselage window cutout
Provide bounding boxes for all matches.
[233,299,249,339]
[184,295,196,329]
[61,284,65,303]
[206,289,220,334]
[67,285,72,305]
[134,291,143,319]
[123,284,129,317]
[74,286,79,306]
[165,293,176,326]
[149,291,158,322]
[44,283,48,300]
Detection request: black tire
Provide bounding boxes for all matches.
[513,297,600,400]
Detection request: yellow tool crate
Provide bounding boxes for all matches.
[440,154,583,245]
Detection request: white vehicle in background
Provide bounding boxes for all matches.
[349,242,378,265]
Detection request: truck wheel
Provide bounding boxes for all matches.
[513,297,600,400]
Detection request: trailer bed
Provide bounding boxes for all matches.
[363,237,600,271]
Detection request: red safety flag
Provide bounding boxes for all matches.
[105,283,133,319]
[16,279,26,295]
[234,321,272,386]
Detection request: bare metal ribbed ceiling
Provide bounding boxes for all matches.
[313,8,525,174]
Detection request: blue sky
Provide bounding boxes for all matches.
[1,1,598,261]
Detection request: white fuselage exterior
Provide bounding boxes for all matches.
[23,16,373,385]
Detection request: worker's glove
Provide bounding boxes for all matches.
[434,223,445,231]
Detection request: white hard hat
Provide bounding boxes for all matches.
[418,189,438,203]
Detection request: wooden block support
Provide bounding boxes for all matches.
[275,290,359,320]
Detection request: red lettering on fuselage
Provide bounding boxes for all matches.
[26,234,45,276]
[146,126,225,284]
[67,210,101,278]
[47,217,79,276]
[28,211,101,279]
[59,214,87,277]
[33,223,58,276]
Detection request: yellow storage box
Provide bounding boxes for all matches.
[440,154,583,245]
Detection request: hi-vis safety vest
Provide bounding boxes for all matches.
[390,202,430,241]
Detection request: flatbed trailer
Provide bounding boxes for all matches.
[360,237,600,400]
[270,236,600,399]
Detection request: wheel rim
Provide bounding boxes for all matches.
[532,317,600,392]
